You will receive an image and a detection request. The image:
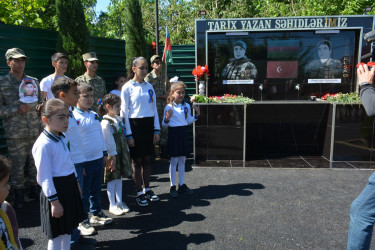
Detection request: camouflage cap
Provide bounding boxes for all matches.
[5,48,28,61]
[150,55,162,63]
[82,52,99,62]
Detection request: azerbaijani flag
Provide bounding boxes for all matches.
[162,26,173,65]
[267,40,299,59]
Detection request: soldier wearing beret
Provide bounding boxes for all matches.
[75,52,107,112]
[145,55,169,157]
[221,40,257,80]
[0,48,41,208]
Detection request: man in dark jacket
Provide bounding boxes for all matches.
[347,63,375,250]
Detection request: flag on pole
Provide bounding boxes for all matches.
[162,26,173,65]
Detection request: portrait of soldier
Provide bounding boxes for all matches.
[304,40,343,79]
[221,40,257,80]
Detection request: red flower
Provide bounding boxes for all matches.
[192,65,210,81]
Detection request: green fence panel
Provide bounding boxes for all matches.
[0,23,196,155]
[0,24,126,155]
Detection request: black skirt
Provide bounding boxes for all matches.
[129,117,155,158]
[40,173,84,239]
[168,126,190,157]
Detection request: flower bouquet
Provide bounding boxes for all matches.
[321,92,361,104]
[192,65,210,82]
[190,93,254,104]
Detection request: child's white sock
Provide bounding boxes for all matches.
[48,234,70,250]
[114,178,123,204]
[169,157,179,186]
[178,156,186,186]
[107,180,116,207]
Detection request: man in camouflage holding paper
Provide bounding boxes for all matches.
[145,55,170,157]
[75,52,107,112]
[0,48,41,208]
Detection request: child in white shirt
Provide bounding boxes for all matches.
[98,94,132,216]
[73,83,112,234]
[162,80,200,198]
[32,99,84,250]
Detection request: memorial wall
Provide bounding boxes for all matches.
[195,16,375,100]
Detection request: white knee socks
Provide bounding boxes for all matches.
[48,234,71,250]
[107,179,123,207]
[169,156,186,186]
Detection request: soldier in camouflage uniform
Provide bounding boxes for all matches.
[221,40,257,80]
[0,48,41,208]
[305,40,343,79]
[144,55,170,157]
[75,52,107,112]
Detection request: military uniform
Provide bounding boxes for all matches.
[145,71,169,148]
[75,72,107,112]
[0,72,41,190]
[305,59,343,79]
[221,57,258,80]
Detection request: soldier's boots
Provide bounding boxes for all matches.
[14,189,24,209]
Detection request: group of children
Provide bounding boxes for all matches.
[0,53,200,249]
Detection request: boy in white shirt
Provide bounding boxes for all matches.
[40,53,68,101]
[73,82,112,234]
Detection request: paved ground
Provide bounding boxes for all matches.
[16,159,375,249]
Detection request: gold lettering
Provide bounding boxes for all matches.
[328,18,337,27]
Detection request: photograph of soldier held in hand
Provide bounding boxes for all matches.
[221,40,257,81]
[304,40,343,79]
[19,79,38,103]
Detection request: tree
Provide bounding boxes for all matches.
[124,0,148,69]
[0,0,51,28]
[56,0,90,78]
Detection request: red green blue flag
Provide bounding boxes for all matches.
[162,26,173,65]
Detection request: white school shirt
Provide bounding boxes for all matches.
[40,74,66,100]
[120,80,160,137]
[32,130,77,199]
[101,115,121,157]
[162,102,197,127]
[64,107,87,164]
[72,107,107,161]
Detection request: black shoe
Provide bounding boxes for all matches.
[145,190,160,201]
[170,185,178,198]
[136,194,149,207]
[178,184,193,195]
[14,189,24,209]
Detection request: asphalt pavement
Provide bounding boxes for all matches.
[16,159,375,249]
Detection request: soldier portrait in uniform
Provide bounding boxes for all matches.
[221,40,257,80]
[304,40,343,79]
[19,78,38,103]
